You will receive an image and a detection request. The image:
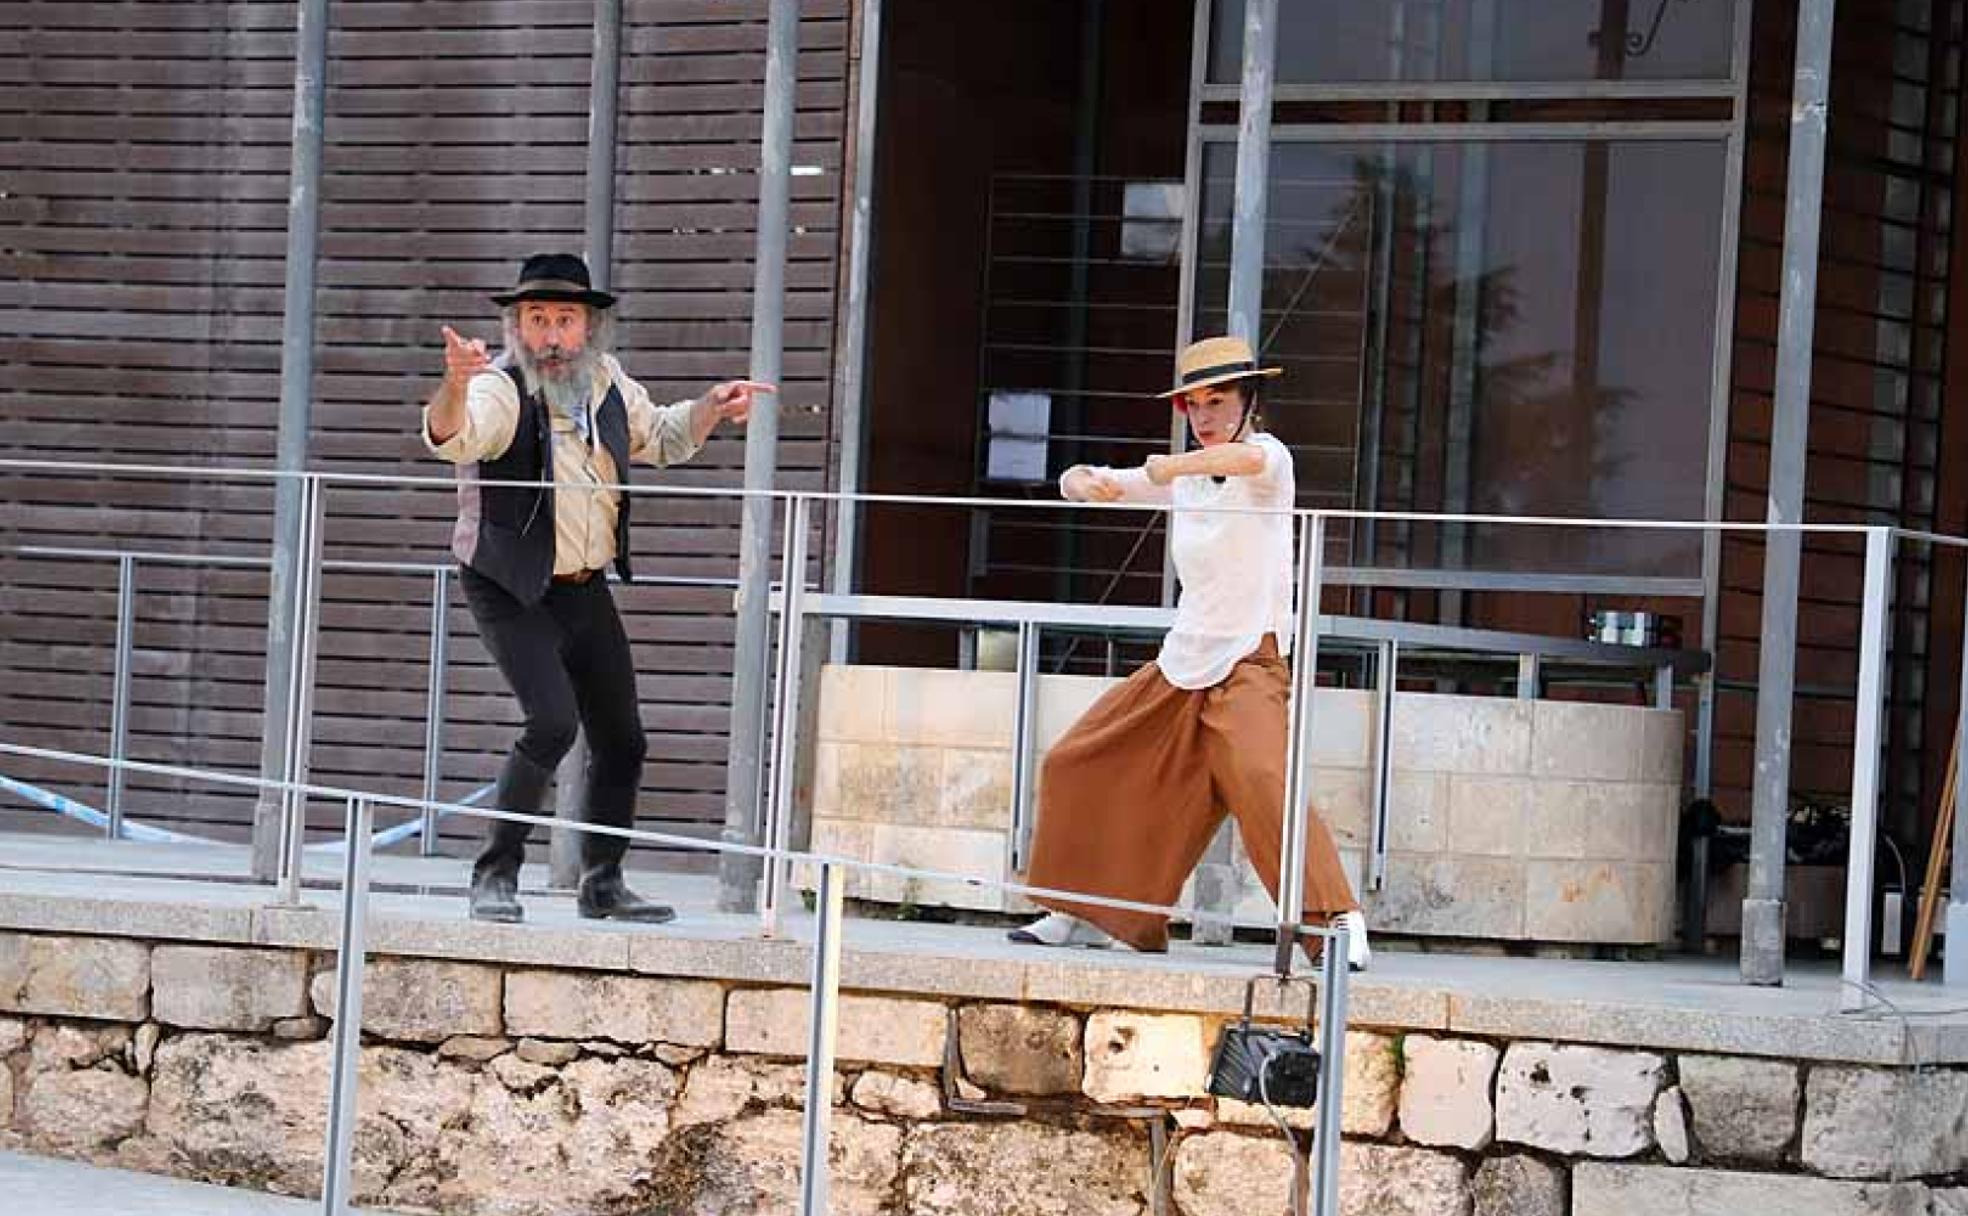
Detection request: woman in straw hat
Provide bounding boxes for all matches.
[1008,336,1370,971]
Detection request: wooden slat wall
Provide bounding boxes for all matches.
[1714,0,1961,846]
[0,0,851,854]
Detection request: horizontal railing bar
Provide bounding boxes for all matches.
[0,739,1334,940]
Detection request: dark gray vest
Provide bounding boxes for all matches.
[459,364,634,604]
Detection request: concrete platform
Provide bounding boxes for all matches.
[0,1149,360,1215]
[1,832,1965,1066]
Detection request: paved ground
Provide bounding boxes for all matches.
[0,1149,356,1215]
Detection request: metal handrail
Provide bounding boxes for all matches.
[0,736,1350,1216]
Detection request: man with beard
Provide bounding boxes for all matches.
[423,252,767,924]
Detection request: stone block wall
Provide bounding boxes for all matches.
[1,928,1961,1215]
[811,665,1684,943]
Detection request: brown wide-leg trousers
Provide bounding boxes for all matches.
[1024,638,1358,952]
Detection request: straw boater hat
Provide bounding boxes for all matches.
[491,252,617,311]
[1156,335,1283,401]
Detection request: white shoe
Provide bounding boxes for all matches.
[1006,912,1112,949]
[1330,910,1372,973]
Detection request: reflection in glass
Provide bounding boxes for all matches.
[1207,0,1738,85]
[1193,138,1727,579]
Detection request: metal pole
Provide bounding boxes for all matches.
[1226,0,1278,340]
[1009,621,1041,872]
[799,860,846,1216]
[1948,568,1968,987]
[1744,0,1838,987]
[277,476,325,908]
[828,0,884,663]
[1311,923,1349,1216]
[1277,514,1325,973]
[418,570,449,856]
[1840,529,1892,1011]
[253,0,332,881]
[721,0,800,912]
[1366,640,1397,891]
[584,0,623,289]
[762,497,812,935]
[320,795,373,1216]
[106,554,136,839]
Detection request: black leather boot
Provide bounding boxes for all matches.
[577,864,676,924]
[469,866,524,924]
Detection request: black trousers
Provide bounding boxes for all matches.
[460,565,647,878]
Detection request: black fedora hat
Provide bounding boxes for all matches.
[490,252,616,310]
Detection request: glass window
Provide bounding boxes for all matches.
[1208,0,1739,85]
[1192,137,1728,579]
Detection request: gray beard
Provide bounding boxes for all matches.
[515,344,601,416]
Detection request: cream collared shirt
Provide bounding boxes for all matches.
[423,353,702,577]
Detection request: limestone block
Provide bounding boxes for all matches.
[1803,1066,1968,1180]
[1447,776,1533,857]
[816,664,891,744]
[150,946,308,1032]
[132,1023,160,1074]
[1525,780,1664,862]
[405,1054,678,1215]
[19,1066,148,1156]
[1523,860,1672,945]
[1472,1155,1566,1216]
[436,1035,511,1063]
[311,957,502,1043]
[271,1016,325,1040]
[1495,1042,1665,1157]
[1655,1086,1690,1164]
[1934,1188,1968,1216]
[1399,1035,1499,1149]
[1082,1011,1208,1103]
[850,1070,942,1120]
[1388,770,1450,851]
[1216,1031,1399,1137]
[672,1055,844,1127]
[0,1016,28,1057]
[646,1110,903,1216]
[1572,1162,1928,1216]
[727,988,946,1068]
[1340,1143,1474,1216]
[1676,1054,1799,1163]
[1034,672,1117,753]
[938,747,1014,830]
[819,741,942,824]
[1393,693,1533,775]
[29,1024,130,1071]
[799,817,878,899]
[487,1053,556,1092]
[503,970,723,1047]
[1370,854,1526,939]
[1172,1132,1294,1216]
[515,1038,579,1067]
[1531,701,1645,782]
[1309,689,1375,768]
[905,1122,1148,1216]
[146,1035,330,1193]
[957,1004,1082,1096]
[891,668,1016,747]
[1312,766,1373,848]
[1640,711,1686,785]
[864,824,1011,912]
[0,1057,12,1130]
[0,933,149,1022]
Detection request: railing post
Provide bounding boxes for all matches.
[800,859,846,1216]
[1841,528,1893,1011]
[106,553,137,839]
[1311,921,1349,1216]
[1009,620,1040,871]
[761,494,812,936]
[276,475,326,906]
[1366,639,1396,891]
[418,568,449,856]
[1277,512,1325,973]
[320,794,373,1216]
